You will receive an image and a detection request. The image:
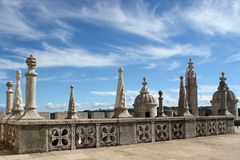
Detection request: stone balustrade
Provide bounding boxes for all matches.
[0,116,234,154]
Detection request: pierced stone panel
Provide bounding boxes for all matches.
[207,121,217,135]
[136,124,151,143]
[8,126,16,149]
[76,125,96,148]
[218,120,226,134]
[155,123,168,141]
[49,126,71,151]
[196,121,206,137]
[100,125,118,147]
[172,122,185,139]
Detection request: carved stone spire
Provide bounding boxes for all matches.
[185,58,198,116]
[178,76,193,117]
[178,76,185,116]
[65,85,78,119]
[10,70,24,119]
[112,67,132,118]
[20,55,44,120]
[157,90,167,117]
[3,81,14,119]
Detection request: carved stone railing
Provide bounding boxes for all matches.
[0,116,235,154]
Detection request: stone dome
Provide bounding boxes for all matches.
[212,89,237,101]
[134,77,156,106]
[212,72,238,102]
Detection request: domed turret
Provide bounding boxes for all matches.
[133,77,157,117]
[211,72,238,119]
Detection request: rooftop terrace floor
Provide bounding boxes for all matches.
[1,127,240,160]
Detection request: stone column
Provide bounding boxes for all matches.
[3,81,14,119]
[157,90,167,117]
[10,70,24,119]
[65,85,78,119]
[20,55,43,120]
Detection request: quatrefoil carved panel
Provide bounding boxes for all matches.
[49,126,71,151]
[196,121,206,137]
[208,121,216,135]
[218,120,226,134]
[172,122,185,139]
[100,125,118,147]
[76,126,96,148]
[155,123,168,141]
[137,124,151,143]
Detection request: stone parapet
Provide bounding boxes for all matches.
[0,116,235,154]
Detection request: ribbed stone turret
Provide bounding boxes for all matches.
[211,72,236,117]
[112,67,132,118]
[10,70,24,119]
[133,77,157,117]
[20,55,44,120]
[65,85,78,119]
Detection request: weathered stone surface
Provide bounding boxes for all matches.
[0,115,235,154]
[119,123,137,145]
[1,128,240,160]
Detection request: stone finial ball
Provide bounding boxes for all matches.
[158,90,163,97]
[118,67,123,73]
[6,80,13,88]
[26,55,37,68]
[180,75,183,80]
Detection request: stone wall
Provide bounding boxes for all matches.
[0,115,234,154]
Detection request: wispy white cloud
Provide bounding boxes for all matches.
[111,44,211,62]
[166,61,180,71]
[225,53,240,63]
[3,43,119,69]
[0,0,45,39]
[91,91,115,96]
[183,0,240,36]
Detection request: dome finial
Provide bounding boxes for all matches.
[142,77,147,87]
[220,72,226,82]
[140,77,149,94]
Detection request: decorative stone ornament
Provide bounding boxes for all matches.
[185,58,198,116]
[211,72,236,117]
[177,76,193,117]
[2,81,14,119]
[157,90,167,117]
[112,67,132,118]
[10,70,24,119]
[65,85,78,119]
[133,77,157,117]
[20,55,44,120]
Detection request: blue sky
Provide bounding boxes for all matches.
[0,0,240,112]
